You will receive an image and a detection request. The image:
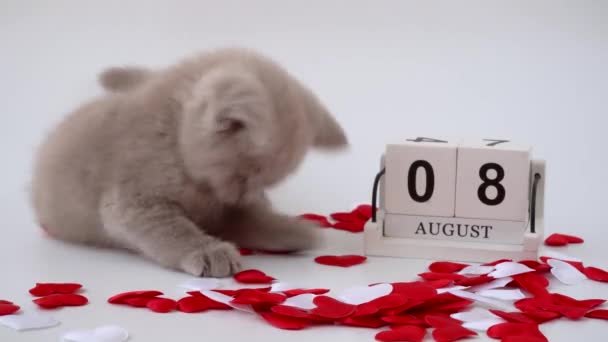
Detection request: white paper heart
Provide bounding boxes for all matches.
[437,286,469,294]
[337,283,392,305]
[0,312,60,331]
[470,277,513,293]
[463,318,506,332]
[458,265,495,275]
[542,251,582,262]
[282,294,317,310]
[178,278,221,291]
[449,289,513,311]
[200,290,254,313]
[270,282,295,293]
[547,259,586,285]
[61,325,129,342]
[476,289,526,301]
[451,307,496,322]
[488,262,534,278]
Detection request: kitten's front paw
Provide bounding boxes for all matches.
[180,241,242,277]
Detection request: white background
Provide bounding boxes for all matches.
[1,1,606,341]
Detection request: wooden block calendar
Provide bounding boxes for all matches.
[364,137,545,262]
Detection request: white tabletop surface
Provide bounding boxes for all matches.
[1,200,606,342]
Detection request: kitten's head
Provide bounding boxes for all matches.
[178,58,347,205]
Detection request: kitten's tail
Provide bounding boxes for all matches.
[98,66,151,92]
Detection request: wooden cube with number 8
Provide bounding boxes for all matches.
[455,139,531,221]
[385,137,459,217]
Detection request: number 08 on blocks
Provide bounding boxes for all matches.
[364,137,546,262]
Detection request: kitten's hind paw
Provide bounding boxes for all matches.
[180,241,242,277]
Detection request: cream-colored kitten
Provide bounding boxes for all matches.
[31,48,347,277]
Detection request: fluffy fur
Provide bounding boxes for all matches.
[31,48,348,277]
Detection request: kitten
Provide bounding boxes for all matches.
[31,48,348,277]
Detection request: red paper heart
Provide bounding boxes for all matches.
[314,255,367,267]
[483,259,512,266]
[353,204,373,221]
[376,325,426,342]
[33,293,88,308]
[539,257,585,273]
[29,283,82,297]
[259,312,310,330]
[231,289,286,307]
[544,233,584,246]
[238,248,254,255]
[455,275,494,287]
[514,298,562,322]
[487,323,547,341]
[271,305,309,318]
[332,220,365,233]
[418,272,466,282]
[585,309,608,320]
[108,290,163,304]
[489,310,538,324]
[354,294,409,316]
[330,212,359,223]
[299,214,332,228]
[424,314,462,328]
[311,296,356,320]
[342,315,387,328]
[583,266,608,282]
[421,279,453,289]
[512,272,550,298]
[146,298,177,313]
[234,269,275,284]
[180,293,232,311]
[209,287,271,297]
[518,260,552,273]
[0,301,19,316]
[122,297,155,307]
[550,293,605,319]
[391,282,438,301]
[432,325,477,342]
[381,314,426,326]
[283,288,330,297]
[429,262,469,273]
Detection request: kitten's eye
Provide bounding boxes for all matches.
[218,118,245,134]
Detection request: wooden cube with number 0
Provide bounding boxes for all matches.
[385,137,459,217]
[455,139,531,221]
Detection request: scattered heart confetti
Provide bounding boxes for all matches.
[234,269,275,284]
[583,266,608,283]
[544,233,584,246]
[231,289,286,308]
[458,265,495,275]
[0,301,19,316]
[178,278,221,291]
[61,325,129,342]
[178,292,231,312]
[476,289,526,301]
[337,283,393,305]
[33,293,88,308]
[198,290,255,313]
[310,296,356,319]
[518,260,552,273]
[437,286,469,294]
[390,282,438,300]
[29,283,83,297]
[342,315,387,328]
[0,312,60,331]
[455,275,494,287]
[462,317,506,332]
[282,294,317,310]
[375,325,426,342]
[511,273,550,298]
[470,277,513,293]
[585,309,608,320]
[489,310,539,324]
[547,259,586,285]
[259,312,310,330]
[380,314,425,326]
[449,290,513,311]
[146,298,177,313]
[488,262,534,278]
[353,294,408,316]
[332,220,365,233]
[314,255,367,267]
[540,251,581,262]
[425,314,463,328]
[429,261,469,273]
[270,305,309,319]
[108,291,163,304]
[418,272,466,282]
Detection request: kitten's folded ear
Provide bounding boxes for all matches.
[98,66,152,92]
[298,86,348,149]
